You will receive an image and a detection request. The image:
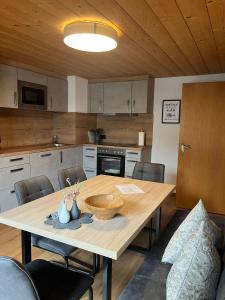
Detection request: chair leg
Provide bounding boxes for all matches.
[88,287,93,300]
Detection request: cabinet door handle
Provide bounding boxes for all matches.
[127,152,139,155]
[127,99,130,112]
[85,148,95,151]
[10,157,23,162]
[40,153,52,158]
[127,160,137,163]
[85,155,95,158]
[85,169,95,173]
[60,151,63,164]
[14,91,17,106]
[10,190,15,194]
[132,99,135,113]
[10,167,24,173]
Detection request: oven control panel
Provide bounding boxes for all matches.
[97,147,126,156]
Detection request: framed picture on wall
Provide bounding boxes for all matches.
[162,99,181,124]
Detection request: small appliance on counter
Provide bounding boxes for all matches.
[88,128,106,144]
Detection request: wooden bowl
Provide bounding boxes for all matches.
[85,194,124,220]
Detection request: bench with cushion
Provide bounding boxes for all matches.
[119,209,225,300]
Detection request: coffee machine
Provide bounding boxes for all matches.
[88,128,105,144]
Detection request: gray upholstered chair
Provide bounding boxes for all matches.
[14,175,96,275]
[132,162,165,183]
[58,166,87,189]
[0,256,93,300]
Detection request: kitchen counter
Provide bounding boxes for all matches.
[0,144,79,158]
[83,143,150,151]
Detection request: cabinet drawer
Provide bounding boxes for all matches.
[84,168,96,179]
[0,164,30,190]
[83,154,97,169]
[83,146,97,156]
[126,150,141,160]
[0,154,30,168]
[0,187,18,213]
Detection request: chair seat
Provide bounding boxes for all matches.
[32,234,77,257]
[26,259,94,300]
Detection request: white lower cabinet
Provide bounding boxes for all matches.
[0,146,85,211]
[83,146,97,179]
[84,168,97,179]
[59,147,82,169]
[0,164,30,190]
[0,187,17,213]
[125,150,141,178]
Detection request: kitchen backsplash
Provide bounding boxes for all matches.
[0,108,97,148]
[0,108,54,148]
[0,108,152,148]
[53,112,97,145]
[97,114,153,145]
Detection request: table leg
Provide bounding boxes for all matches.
[21,231,31,264]
[102,256,112,300]
[155,207,161,241]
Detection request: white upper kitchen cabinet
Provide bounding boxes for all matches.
[104,81,132,114]
[17,68,47,85]
[47,76,68,112]
[88,83,104,113]
[0,64,18,108]
[131,80,149,114]
[67,75,88,112]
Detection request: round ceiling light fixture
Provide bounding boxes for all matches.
[63,21,118,52]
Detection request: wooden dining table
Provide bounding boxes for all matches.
[0,175,175,300]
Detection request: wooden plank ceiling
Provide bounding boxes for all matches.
[0,0,224,79]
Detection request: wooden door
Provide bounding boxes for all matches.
[131,80,148,113]
[104,81,131,114]
[176,82,225,214]
[0,64,18,108]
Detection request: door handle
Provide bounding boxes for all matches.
[181,144,192,154]
[127,99,130,112]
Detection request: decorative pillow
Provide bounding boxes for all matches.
[162,199,221,264]
[166,221,221,300]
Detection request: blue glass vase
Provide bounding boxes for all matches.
[70,199,81,220]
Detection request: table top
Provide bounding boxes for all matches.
[0,175,175,259]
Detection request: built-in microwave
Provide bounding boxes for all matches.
[18,80,47,110]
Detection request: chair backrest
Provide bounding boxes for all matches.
[14,175,54,206]
[0,256,39,300]
[132,162,165,183]
[58,166,87,189]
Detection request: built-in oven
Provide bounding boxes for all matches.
[97,147,125,177]
[18,80,47,110]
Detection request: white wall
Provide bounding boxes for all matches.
[151,73,225,184]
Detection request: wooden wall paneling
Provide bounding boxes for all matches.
[206,0,225,72]
[12,0,159,77]
[146,0,208,74]
[0,2,123,78]
[0,108,54,148]
[53,112,97,145]
[97,114,153,145]
[0,0,223,78]
[87,0,182,76]
[176,0,222,73]
[116,0,195,75]
[31,0,167,77]
[58,0,167,77]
